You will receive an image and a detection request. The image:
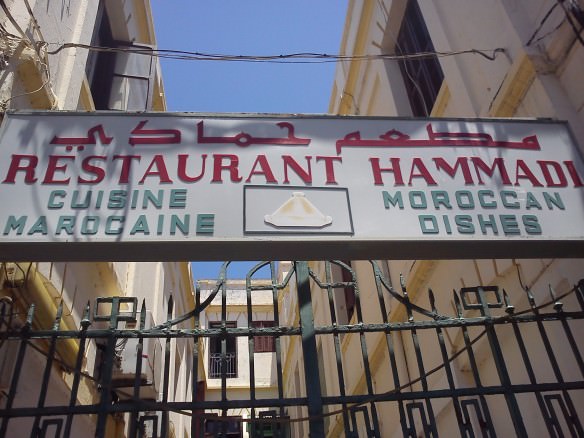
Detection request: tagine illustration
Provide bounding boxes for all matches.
[264,192,333,228]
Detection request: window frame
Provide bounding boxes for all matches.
[396,0,444,116]
[251,320,276,353]
[208,321,238,378]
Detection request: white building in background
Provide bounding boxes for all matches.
[197,279,280,438]
[0,1,195,436]
[279,1,584,437]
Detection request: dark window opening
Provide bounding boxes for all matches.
[247,411,290,437]
[252,320,276,353]
[86,2,116,110]
[85,1,153,111]
[397,0,444,116]
[209,321,237,378]
[204,415,242,438]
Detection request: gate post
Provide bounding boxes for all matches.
[295,261,325,438]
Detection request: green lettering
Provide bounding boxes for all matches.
[419,215,438,234]
[478,214,498,235]
[500,215,520,235]
[171,214,190,235]
[4,216,27,235]
[56,216,75,235]
[525,192,542,210]
[455,215,475,234]
[143,190,163,209]
[196,214,215,235]
[48,190,66,209]
[455,190,475,209]
[431,191,451,209]
[130,215,150,235]
[27,216,48,235]
[81,217,99,235]
[108,190,127,209]
[478,190,496,208]
[106,216,124,234]
[543,192,565,210]
[382,191,403,209]
[523,215,542,234]
[170,189,187,208]
[409,191,427,209]
[500,190,519,209]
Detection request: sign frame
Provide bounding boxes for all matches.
[0,110,582,261]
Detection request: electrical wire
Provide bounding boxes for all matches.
[526,2,561,46]
[0,6,56,110]
[44,42,506,64]
[528,18,567,46]
[557,0,584,46]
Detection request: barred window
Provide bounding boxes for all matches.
[397,0,444,116]
[209,321,237,378]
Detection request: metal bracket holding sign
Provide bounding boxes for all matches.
[0,111,583,260]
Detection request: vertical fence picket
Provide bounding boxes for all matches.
[63,301,91,438]
[0,304,33,438]
[160,296,173,438]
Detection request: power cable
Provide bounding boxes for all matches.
[558,0,584,46]
[44,42,505,64]
[526,2,561,46]
[0,4,56,110]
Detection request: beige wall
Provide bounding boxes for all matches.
[314,0,584,436]
[0,1,188,435]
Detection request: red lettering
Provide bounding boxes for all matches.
[177,154,206,183]
[139,155,172,184]
[113,155,141,184]
[408,158,437,186]
[369,157,403,185]
[515,160,543,187]
[79,156,106,184]
[537,161,567,187]
[471,157,512,185]
[212,154,242,182]
[283,156,312,184]
[564,161,584,187]
[3,154,38,183]
[433,157,473,184]
[245,155,277,183]
[316,156,342,184]
[42,155,74,184]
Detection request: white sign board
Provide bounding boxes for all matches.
[0,111,583,261]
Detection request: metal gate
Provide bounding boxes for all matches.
[0,261,583,437]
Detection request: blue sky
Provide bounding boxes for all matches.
[151,2,348,280]
[151,1,347,114]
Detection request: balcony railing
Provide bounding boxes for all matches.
[209,352,237,378]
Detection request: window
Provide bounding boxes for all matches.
[246,411,290,437]
[209,321,237,378]
[86,2,115,110]
[204,415,242,438]
[85,1,154,111]
[252,321,276,353]
[397,0,444,116]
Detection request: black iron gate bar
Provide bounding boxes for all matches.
[0,261,583,438]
